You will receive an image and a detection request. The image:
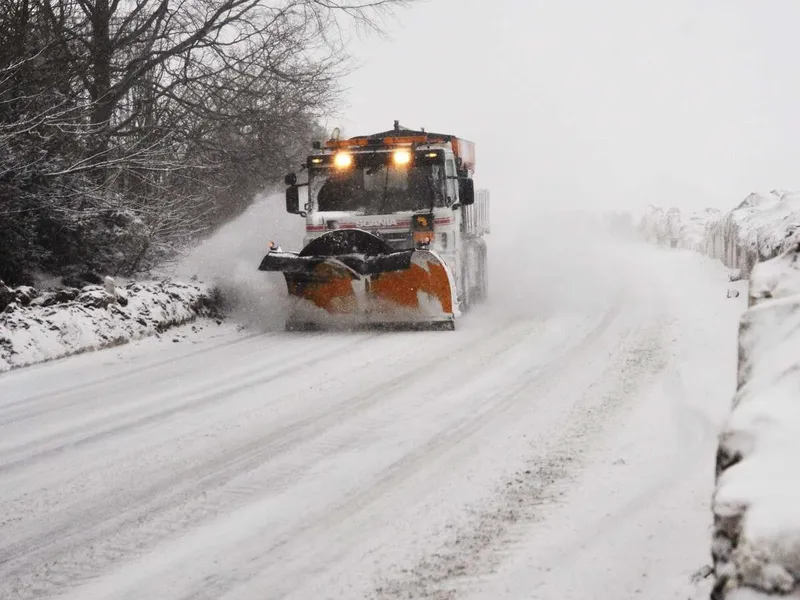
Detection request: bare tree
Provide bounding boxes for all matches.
[0,0,413,283]
[33,0,405,159]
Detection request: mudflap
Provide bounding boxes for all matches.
[258,229,458,330]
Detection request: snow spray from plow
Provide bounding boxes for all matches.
[258,229,459,330]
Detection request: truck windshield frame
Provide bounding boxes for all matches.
[309,152,446,215]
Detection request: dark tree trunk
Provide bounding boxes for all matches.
[89,0,113,163]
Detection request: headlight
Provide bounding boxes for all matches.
[334,152,353,168]
[393,149,411,166]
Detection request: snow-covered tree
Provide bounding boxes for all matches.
[0,0,410,284]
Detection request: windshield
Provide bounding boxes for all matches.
[310,154,446,215]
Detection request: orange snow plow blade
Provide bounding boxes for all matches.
[258,229,458,330]
[369,253,455,316]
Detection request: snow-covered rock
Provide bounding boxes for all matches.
[711,244,800,598]
[0,279,221,372]
[0,281,39,311]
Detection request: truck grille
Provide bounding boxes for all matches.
[376,231,413,250]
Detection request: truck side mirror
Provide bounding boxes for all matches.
[286,185,300,214]
[285,172,297,186]
[459,177,475,206]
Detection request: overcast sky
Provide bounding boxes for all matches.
[335,0,800,214]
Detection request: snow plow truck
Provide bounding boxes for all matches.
[259,121,490,331]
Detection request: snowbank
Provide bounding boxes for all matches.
[0,192,309,372]
[0,278,221,372]
[711,244,800,599]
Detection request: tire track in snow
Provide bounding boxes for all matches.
[368,306,668,600]
[0,335,378,558]
[506,355,719,587]
[474,280,727,590]
[0,335,373,471]
[0,330,268,418]
[154,306,628,600]
[0,319,550,600]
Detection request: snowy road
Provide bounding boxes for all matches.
[0,232,744,600]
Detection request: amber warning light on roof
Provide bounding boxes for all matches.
[324,133,476,172]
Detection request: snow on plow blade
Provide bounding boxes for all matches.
[258,229,458,330]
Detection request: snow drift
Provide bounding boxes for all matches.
[0,279,220,372]
[711,244,800,599]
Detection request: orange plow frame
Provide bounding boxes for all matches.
[258,230,459,330]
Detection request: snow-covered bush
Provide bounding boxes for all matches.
[637,205,721,251]
[0,278,222,372]
[711,244,800,598]
[681,208,723,252]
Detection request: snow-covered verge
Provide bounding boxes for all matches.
[710,244,800,599]
[0,278,222,372]
[634,198,800,598]
[636,191,800,279]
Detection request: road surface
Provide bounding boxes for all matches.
[0,231,744,600]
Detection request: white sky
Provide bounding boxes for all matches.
[335,0,800,214]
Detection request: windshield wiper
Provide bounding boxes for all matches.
[424,168,443,212]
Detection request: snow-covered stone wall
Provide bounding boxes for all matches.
[0,278,221,372]
[637,191,800,279]
[705,191,800,279]
[711,244,800,599]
